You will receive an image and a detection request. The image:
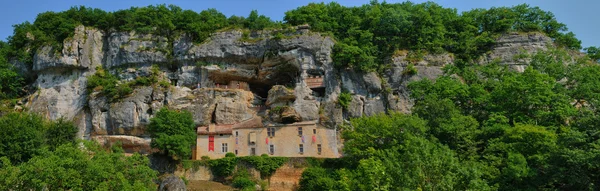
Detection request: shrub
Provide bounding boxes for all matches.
[182,160,208,171]
[338,91,352,109]
[87,66,121,100]
[403,63,418,75]
[270,106,285,114]
[239,155,288,177]
[232,168,256,190]
[208,157,238,177]
[225,152,236,158]
[298,167,340,191]
[159,80,171,88]
[181,176,189,185]
[44,118,78,150]
[232,177,255,189]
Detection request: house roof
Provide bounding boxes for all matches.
[197,117,263,135]
[197,124,233,135]
[232,116,263,129]
[267,120,319,127]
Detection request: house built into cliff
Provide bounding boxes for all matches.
[195,119,339,159]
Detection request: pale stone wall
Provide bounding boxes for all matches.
[196,122,339,159]
[196,134,234,159]
[174,165,214,181]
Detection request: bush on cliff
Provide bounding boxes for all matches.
[337,91,352,109]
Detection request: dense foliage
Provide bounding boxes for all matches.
[148,108,196,160]
[0,141,157,190]
[0,113,77,164]
[0,42,23,99]
[204,154,287,179]
[300,49,600,190]
[285,2,582,71]
[239,155,288,177]
[0,112,157,190]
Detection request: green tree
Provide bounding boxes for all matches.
[0,42,23,99]
[0,113,45,164]
[488,67,573,126]
[299,167,348,191]
[555,32,582,50]
[354,158,391,191]
[245,10,276,30]
[483,124,558,190]
[584,46,600,62]
[148,108,196,160]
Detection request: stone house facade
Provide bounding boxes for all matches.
[195,119,339,159]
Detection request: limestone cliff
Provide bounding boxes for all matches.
[17,25,556,150]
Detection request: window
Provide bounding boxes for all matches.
[299,144,304,154]
[317,144,322,155]
[222,143,228,153]
[298,127,303,136]
[269,145,274,154]
[251,148,256,156]
[249,132,256,145]
[235,131,238,137]
[235,150,238,155]
[313,129,316,134]
[267,128,275,137]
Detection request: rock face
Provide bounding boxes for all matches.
[91,135,153,154]
[106,32,170,68]
[269,106,302,124]
[382,52,451,113]
[27,25,104,139]
[159,175,187,191]
[266,85,296,107]
[482,32,553,72]
[21,25,556,153]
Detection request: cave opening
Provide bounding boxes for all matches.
[311,87,326,98]
[206,61,301,100]
[249,72,298,99]
[281,116,298,124]
[249,82,271,99]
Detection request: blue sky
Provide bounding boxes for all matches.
[0,0,597,48]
